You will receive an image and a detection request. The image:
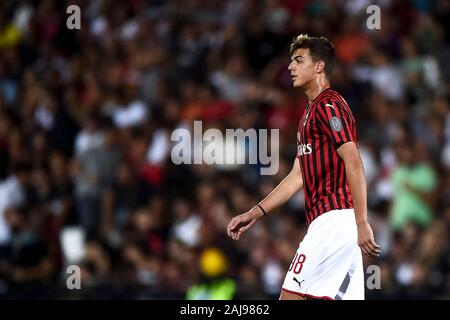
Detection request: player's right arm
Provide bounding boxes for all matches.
[227,158,303,240]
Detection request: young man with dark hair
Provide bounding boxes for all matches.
[227,34,380,300]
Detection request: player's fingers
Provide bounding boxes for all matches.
[365,247,377,257]
[227,221,232,234]
[359,243,370,256]
[369,247,381,255]
[369,245,381,256]
[238,227,248,234]
[229,226,238,238]
[236,228,248,239]
[228,218,241,235]
[228,218,238,231]
[360,246,367,256]
[360,239,379,256]
[365,243,380,257]
[239,220,255,233]
[227,225,235,238]
[370,240,381,250]
[228,224,236,238]
[362,242,375,256]
[366,240,381,255]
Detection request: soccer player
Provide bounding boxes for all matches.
[227,34,380,300]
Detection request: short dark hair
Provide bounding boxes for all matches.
[290,34,336,77]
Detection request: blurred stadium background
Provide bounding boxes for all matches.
[0,0,449,299]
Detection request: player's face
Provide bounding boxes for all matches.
[288,48,317,88]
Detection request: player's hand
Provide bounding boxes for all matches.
[357,221,381,257]
[227,207,263,241]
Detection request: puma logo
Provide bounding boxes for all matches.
[293,277,305,288]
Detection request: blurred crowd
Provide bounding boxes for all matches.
[0,0,449,299]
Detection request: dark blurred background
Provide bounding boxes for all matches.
[0,0,449,299]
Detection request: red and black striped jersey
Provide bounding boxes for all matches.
[296,88,358,226]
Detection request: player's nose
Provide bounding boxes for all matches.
[288,61,295,71]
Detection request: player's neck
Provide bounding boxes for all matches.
[304,79,331,103]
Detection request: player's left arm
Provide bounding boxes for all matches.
[316,97,380,256]
[337,142,380,257]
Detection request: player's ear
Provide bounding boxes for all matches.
[316,61,325,74]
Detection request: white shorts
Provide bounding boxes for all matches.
[281,209,364,300]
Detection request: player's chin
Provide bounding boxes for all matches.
[291,78,302,88]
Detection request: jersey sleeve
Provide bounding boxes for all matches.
[315,96,357,149]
